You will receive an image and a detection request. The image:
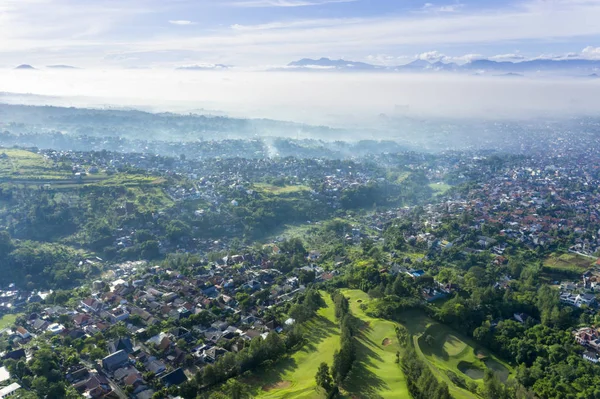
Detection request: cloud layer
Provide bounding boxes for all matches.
[2,69,600,126]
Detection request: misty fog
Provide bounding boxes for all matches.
[1,69,600,127]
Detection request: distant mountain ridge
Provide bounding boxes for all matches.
[14,64,36,70]
[46,65,79,69]
[176,64,229,71]
[286,57,600,75]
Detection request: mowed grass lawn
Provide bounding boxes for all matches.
[340,289,409,399]
[253,292,340,399]
[0,313,20,329]
[399,310,513,399]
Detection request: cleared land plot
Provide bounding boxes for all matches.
[254,183,311,195]
[0,149,71,180]
[544,253,594,273]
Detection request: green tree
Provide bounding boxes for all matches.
[315,362,333,393]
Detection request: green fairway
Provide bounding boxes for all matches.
[253,292,340,399]
[340,289,410,399]
[400,310,512,399]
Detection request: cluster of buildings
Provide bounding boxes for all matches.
[0,247,348,398]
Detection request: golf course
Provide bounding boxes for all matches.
[250,289,511,398]
[399,310,513,399]
[252,289,408,398]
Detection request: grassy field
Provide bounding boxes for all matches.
[254,183,311,195]
[0,313,20,329]
[340,289,410,399]
[429,182,453,195]
[544,252,594,273]
[252,292,340,399]
[249,290,510,399]
[0,148,71,180]
[399,310,512,399]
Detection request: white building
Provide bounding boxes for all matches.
[0,383,21,398]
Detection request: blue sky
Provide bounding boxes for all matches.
[1,0,600,68]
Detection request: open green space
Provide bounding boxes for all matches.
[0,148,71,180]
[399,310,513,399]
[0,313,20,329]
[252,292,340,399]
[254,183,311,195]
[340,289,409,399]
[543,252,594,273]
[251,289,511,399]
[429,182,453,195]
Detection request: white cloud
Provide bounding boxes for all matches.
[453,53,484,63]
[422,2,465,13]
[230,18,359,31]
[582,46,600,59]
[168,20,195,26]
[416,50,446,62]
[489,53,526,62]
[366,54,399,65]
[231,0,356,7]
[414,51,482,63]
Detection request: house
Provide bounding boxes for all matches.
[109,307,130,323]
[0,383,20,398]
[422,288,447,302]
[123,372,144,387]
[578,293,596,307]
[0,367,10,383]
[73,372,112,397]
[102,350,130,372]
[170,327,191,340]
[200,347,228,363]
[47,323,65,335]
[31,318,49,332]
[584,351,599,363]
[307,251,321,261]
[81,298,103,313]
[108,337,134,354]
[15,327,31,339]
[1,349,25,361]
[160,368,188,386]
[136,389,155,399]
[67,368,90,384]
[406,269,425,278]
[561,292,597,308]
[145,359,166,374]
[73,313,92,327]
